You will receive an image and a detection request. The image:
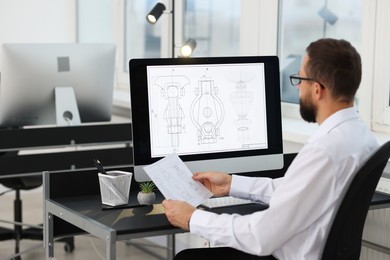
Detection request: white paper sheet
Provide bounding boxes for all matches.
[143,153,213,207]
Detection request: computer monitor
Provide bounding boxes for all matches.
[0,43,116,128]
[129,56,283,182]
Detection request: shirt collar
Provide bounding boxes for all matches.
[307,107,360,144]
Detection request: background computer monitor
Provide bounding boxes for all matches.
[130,56,283,182]
[0,43,116,128]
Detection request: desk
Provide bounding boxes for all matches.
[44,167,390,260]
[0,123,132,179]
[369,192,390,210]
[43,168,267,259]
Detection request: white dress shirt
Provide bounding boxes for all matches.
[189,107,378,259]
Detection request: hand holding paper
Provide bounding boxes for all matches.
[143,154,213,207]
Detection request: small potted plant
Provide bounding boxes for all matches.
[137,181,156,205]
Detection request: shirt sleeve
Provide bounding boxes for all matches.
[229,175,284,204]
[190,146,338,256]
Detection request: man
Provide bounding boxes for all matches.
[162,38,379,259]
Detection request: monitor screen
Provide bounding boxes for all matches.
[0,43,116,128]
[130,56,283,182]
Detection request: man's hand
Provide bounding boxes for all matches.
[162,200,196,231]
[192,171,232,197]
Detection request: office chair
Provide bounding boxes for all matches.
[320,140,390,260]
[0,175,74,260]
[0,176,44,259]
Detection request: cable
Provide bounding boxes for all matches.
[88,236,105,260]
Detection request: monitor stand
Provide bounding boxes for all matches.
[55,86,81,126]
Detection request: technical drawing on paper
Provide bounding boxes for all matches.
[153,75,190,147]
[190,75,224,144]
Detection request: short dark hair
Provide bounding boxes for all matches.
[305,38,361,103]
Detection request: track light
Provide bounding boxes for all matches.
[146,3,166,24]
[180,39,197,57]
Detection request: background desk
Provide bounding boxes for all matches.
[0,123,132,179]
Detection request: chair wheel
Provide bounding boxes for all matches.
[64,242,75,253]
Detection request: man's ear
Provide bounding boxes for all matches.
[314,82,326,100]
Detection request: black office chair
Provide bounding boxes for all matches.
[320,140,390,260]
[0,176,44,259]
[0,175,74,259]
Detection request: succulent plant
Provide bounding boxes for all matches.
[139,181,156,194]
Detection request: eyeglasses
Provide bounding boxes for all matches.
[289,73,325,88]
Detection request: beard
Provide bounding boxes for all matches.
[299,95,317,123]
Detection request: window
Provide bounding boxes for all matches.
[370,0,390,133]
[278,0,362,104]
[125,1,162,66]
[78,0,243,91]
[125,0,241,60]
[181,0,240,57]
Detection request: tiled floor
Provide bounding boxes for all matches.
[0,187,168,260]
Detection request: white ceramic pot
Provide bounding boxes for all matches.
[137,192,156,205]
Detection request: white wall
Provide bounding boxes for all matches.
[0,0,76,47]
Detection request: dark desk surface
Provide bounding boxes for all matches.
[52,192,177,237]
[45,164,390,238]
[51,191,268,238]
[50,190,390,239]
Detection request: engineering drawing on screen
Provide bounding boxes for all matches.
[147,63,268,158]
[191,75,224,145]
